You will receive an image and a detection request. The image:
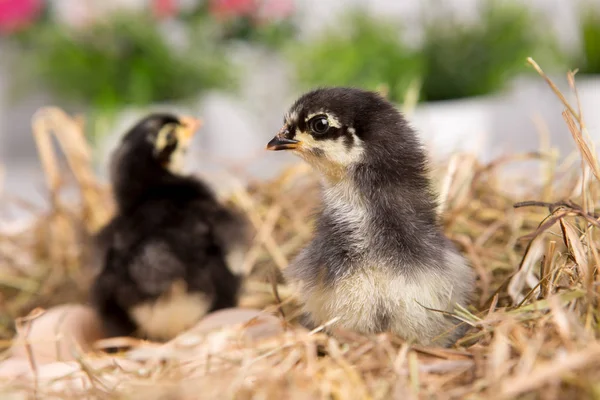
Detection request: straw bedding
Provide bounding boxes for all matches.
[0,60,599,399]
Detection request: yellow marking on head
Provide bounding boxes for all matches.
[154,121,198,174]
[291,129,365,183]
[154,123,178,153]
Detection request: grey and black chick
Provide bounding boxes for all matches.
[266,87,474,347]
[91,113,250,341]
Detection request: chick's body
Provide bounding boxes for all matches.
[92,114,249,341]
[267,88,474,347]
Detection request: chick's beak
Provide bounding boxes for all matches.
[179,116,203,140]
[266,126,300,151]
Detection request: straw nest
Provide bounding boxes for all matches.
[1,60,599,399]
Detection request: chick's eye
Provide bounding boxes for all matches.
[310,117,329,134]
[166,129,177,143]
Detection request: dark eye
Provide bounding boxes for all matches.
[310,117,329,134]
[166,129,177,143]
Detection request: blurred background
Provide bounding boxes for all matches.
[0,0,599,222]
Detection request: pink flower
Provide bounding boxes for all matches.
[256,0,293,23]
[209,0,256,20]
[152,0,178,19]
[0,0,43,34]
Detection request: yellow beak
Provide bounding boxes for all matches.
[179,116,203,139]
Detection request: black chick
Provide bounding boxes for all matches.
[266,87,474,347]
[91,113,250,341]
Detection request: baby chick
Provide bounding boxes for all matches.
[91,113,250,341]
[266,88,474,347]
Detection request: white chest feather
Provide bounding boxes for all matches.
[130,280,210,341]
[297,249,472,346]
[225,245,248,276]
[321,180,370,250]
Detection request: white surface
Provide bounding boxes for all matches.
[409,95,497,162]
[578,77,600,144]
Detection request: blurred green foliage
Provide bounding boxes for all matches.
[292,1,564,103]
[419,1,562,101]
[579,4,600,75]
[14,12,236,111]
[290,11,422,104]
[219,17,297,50]
[7,0,301,142]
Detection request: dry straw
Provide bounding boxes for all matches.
[1,59,599,399]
